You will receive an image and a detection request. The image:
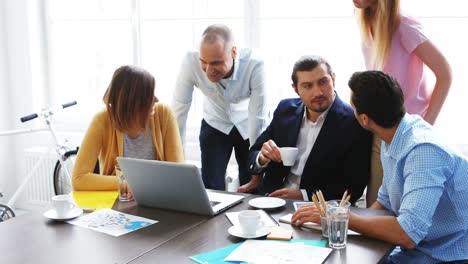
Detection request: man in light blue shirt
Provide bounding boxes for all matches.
[294,70,468,262]
[172,24,268,190]
[348,71,468,263]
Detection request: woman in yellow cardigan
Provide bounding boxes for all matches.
[73,65,184,191]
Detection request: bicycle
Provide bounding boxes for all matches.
[0,193,15,221]
[0,101,78,222]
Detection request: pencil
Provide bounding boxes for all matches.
[312,193,322,216]
[343,194,351,206]
[339,189,348,207]
[312,194,324,217]
[317,190,327,212]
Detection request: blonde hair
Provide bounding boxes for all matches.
[357,0,400,70]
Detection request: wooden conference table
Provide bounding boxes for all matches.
[0,192,394,264]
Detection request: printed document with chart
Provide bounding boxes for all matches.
[67,209,157,236]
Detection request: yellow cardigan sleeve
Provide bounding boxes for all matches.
[72,111,118,191]
[155,103,184,163]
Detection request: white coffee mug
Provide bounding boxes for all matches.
[51,194,76,217]
[279,147,299,166]
[238,210,264,236]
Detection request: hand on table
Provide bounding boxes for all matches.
[291,204,321,226]
[269,188,303,200]
[237,175,261,193]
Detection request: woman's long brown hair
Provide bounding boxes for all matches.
[103,66,156,133]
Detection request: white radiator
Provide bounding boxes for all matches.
[18,147,56,207]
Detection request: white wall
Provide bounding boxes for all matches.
[0,0,39,204]
[0,0,13,203]
[0,1,85,207]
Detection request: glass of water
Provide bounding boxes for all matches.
[327,199,351,249]
[115,163,132,202]
[320,216,329,238]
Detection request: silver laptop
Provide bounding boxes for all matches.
[116,157,244,216]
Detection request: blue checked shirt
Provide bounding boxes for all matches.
[378,114,468,263]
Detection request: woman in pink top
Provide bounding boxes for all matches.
[353,0,452,206]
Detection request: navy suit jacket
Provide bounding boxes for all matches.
[249,95,372,204]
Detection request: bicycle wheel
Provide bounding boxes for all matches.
[53,150,77,195]
[0,204,15,222]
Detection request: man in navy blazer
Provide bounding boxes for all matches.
[245,55,372,203]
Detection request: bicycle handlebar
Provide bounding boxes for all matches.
[20,113,39,123]
[62,101,77,109]
[19,100,78,123]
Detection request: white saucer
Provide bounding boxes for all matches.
[249,197,286,209]
[43,208,84,221]
[228,225,271,239]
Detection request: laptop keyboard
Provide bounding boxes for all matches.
[210,201,221,207]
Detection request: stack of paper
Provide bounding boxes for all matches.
[279,213,322,230]
[224,240,332,263]
[190,239,328,264]
[266,226,293,240]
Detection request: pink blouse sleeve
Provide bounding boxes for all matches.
[398,16,429,53]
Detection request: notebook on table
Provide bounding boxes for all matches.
[117,157,244,216]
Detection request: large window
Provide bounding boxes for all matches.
[45,0,468,158]
[47,0,134,130]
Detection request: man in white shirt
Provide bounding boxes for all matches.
[172,24,268,190]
